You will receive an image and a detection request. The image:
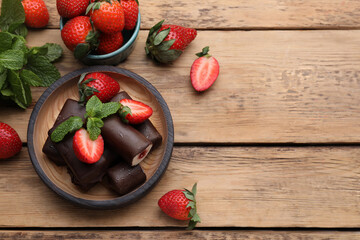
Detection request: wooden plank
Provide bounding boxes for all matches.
[0,146,360,227]
[1,231,360,240]
[2,0,360,29]
[2,29,360,143]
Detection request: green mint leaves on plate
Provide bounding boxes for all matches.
[0,0,63,109]
[50,117,84,143]
[51,96,121,143]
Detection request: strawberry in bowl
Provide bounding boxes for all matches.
[58,0,141,65]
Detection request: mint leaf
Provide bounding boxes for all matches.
[20,69,43,87]
[12,36,27,53]
[1,88,13,97]
[98,102,121,119]
[0,32,13,53]
[0,50,25,70]
[0,67,7,89]
[86,95,103,118]
[8,69,31,108]
[26,55,61,87]
[0,0,26,33]
[87,117,103,140]
[51,117,84,143]
[42,43,63,62]
[12,23,27,37]
[30,43,63,62]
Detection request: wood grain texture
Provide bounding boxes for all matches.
[3,0,360,29]
[2,29,360,144]
[1,231,360,240]
[1,146,359,228]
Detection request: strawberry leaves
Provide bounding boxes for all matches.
[183,183,201,230]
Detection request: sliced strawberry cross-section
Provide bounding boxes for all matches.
[73,128,104,164]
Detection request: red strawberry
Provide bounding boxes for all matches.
[119,99,153,125]
[190,46,220,92]
[22,0,49,28]
[87,0,125,34]
[56,0,89,19]
[73,128,104,164]
[97,31,124,54]
[78,72,120,103]
[158,183,201,230]
[0,122,22,159]
[61,16,99,59]
[145,20,197,63]
[121,0,139,30]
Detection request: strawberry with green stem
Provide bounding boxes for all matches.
[145,20,197,64]
[118,99,153,125]
[158,183,201,230]
[78,72,120,103]
[190,46,220,92]
[61,16,99,59]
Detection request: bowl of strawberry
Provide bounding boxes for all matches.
[27,66,174,209]
[58,0,140,66]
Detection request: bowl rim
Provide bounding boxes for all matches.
[27,65,174,209]
[60,12,141,59]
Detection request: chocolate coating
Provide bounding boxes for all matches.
[42,137,66,166]
[111,92,162,149]
[105,161,146,196]
[54,132,116,190]
[43,99,86,165]
[102,115,152,166]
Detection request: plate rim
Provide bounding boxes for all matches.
[27,65,174,209]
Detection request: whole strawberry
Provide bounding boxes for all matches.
[145,20,197,64]
[22,0,49,28]
[56,0,89,19]
[97,31,124,54]
[87,0,125,34]
[121,0,139,30]
[0,123,22,159]
[78,72,120,103]
[191,46,220,92]
[61,16,99,59]
[158,183,201,230]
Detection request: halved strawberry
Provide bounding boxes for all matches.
[73,128,104,164]
[119,99,153,124]
[190,46,220,92]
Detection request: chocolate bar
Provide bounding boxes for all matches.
[111,91,162,149]
[42,99,86,165]
[42,137,65,166]
[53,125,116,191]
[102,115,152,166]
[105,161,146,195]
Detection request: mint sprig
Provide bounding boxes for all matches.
[50,96,121,142]
[183,183,201,230]
[0,0,63,109]
[50,117,84,143]
[85,95,121,140]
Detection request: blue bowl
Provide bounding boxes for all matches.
[60,12,141,66]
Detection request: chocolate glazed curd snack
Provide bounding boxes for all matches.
[42,99,86,166]
[102,114,152,166]
[104,162,146,196]
[111,91,163,149]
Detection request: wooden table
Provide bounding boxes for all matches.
[1,0,360,239]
